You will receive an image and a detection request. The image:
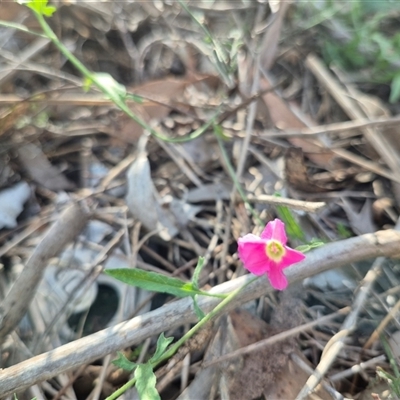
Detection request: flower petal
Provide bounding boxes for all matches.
[239,233,263,243]
[280,247,306,269]
[260,221,273,240]
[238,236,271,275]
[267,268,288,290]
[261,219,287,244]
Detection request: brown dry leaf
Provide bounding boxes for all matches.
[131,75,211,100]
[116,75,217,143]
[345,77,400,167]
[308,56,400,188]
[259,76,335,167]
[285,147,344,193]
[113,103,159,144]
[337,74,400,205]
[285,147,327,193]
[0,2,25,21]
[352,90,389,119]
[17,143,74,191]
[0,101,30,137]
[0,2,40,32]
[260,0,293,70]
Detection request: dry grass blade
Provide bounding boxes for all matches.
[246,194,326,213]
[306,53,400,179]
[364,298,400,350]
[0,37,50,85]
[262,115,400,138]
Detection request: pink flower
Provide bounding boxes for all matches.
[237,219,305,290]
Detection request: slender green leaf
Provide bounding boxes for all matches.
[135,364,160,400]
[213,124,230,140]
[274,193,305,241]
[94,72,126,100]
[390,73,400,103]
[105,268,223,298]
[192,295,205,320]
[83,77,93,92]
[191,256,205,291]
[112,352,137,372]
[337,222,352,239]
[149,333,174,363]
[126,93,144,104]
[296,239,325,253]
[214,125,263,226]
[381,335,400,379]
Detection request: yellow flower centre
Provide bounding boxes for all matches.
[265,240,285,262]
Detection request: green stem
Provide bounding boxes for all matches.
[156,276,258,365]
[178,0,232,86]
[214,129,263,226]
[34,11,93,78]
[27,10,219,144]
[106,276,259,400]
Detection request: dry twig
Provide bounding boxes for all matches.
[1,229,400,395]
[0,202,91,343]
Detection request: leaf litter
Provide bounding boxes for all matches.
[1,1,400,399]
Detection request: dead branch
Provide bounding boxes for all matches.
[0,202,91,343]
[0,228,399,396]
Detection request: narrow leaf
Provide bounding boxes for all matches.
[126,93,144,104]
[296,239,324,253]
[112,351,137,372]
[83,77,93,92]
[191,256,205,291]
[135,364,160,400]
[390,73,400,103]
[149,333,174,363]
[213,124,230,140]
[93,72,126,100]
[295,244,311,253]
[192,295,205,320]
[104,268,214,298]
[275,198,305,241]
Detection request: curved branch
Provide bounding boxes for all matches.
[1,229,399,395]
